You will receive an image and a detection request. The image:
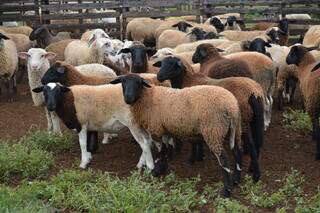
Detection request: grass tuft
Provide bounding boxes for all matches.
[283,108,312,135]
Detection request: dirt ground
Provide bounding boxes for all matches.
[1,83,320,210]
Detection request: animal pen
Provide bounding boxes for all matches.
[1,0,320,42]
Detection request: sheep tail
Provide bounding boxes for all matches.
[249,94,265,156]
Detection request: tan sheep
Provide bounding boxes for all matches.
[173,38,229,53]
[45,39,75,64]
[126,18,164,46]
[0,26,33,36]
[111,74,242,197]
[303,25,320,47]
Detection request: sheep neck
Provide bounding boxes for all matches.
[199,54,222,71]
[297,52,317,79]
[55,91,82,132]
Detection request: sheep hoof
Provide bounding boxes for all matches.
[152,158,168,177]
[79,163,88,169]
[252,172,261,183]
[221,188,231,198]
[232,173,241,185]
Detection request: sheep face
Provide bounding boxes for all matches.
[278,18,289,34]
[286,45,318,66]
[171,21,193,32]
[29,26,47,41]
[204,32,219,39]
[110,74,151,104]
[209,17,224,32]
[266,27,284,44]
[32,83,70,111]
[119,45,156,73]
[155,56,184,83]
[245,38,271,55]
[189,27,206,40]
[41,62,67,85]
[18,48,55,72]
[226,16,237,27]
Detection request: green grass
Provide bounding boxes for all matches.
[283,108,312,135]
[21,128,74,154]
[0,168,319,212]
[0,142,54,181]
[0,128,74,182]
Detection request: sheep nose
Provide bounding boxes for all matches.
[32,65,39,70]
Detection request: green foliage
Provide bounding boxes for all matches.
[283,108,312,135]
[21,128,74,153]
[241,169,304,209]
[295,191,320,213]
[0,142,54,181]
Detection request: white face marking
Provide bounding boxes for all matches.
[47,82,57,90]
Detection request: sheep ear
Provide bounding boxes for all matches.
[109,77,122,84]
[18,52,30,59]
[119,48,131,54]
[306,46,319,51]
[224,22,228,26]
[142,79,152,88]
[311,62,320,72]
[45,52,56,60]
[172,23,179,27]
[217,48,224,52]
[61,86,71,93]
[88,34,96,46]
[152,61,162,68]
[265,41,272,47]
[32,86,44,93]
[241,40,251,50]
[186,23,193,27]
[236,19,245,25]
[34,26,44,35]
[56,66,65,74]
[0,33,9,40]
[146,48,157,57]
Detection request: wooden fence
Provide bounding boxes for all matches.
[1,0,320,40]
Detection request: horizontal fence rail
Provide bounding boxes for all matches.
[0,0,319,40]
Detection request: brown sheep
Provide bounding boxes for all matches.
[155,56,265,182]
[45,39,75,64]
[286,45,320,160]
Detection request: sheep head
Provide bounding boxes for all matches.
[110,74,151,105]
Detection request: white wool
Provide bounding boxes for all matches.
[75,63,117,78]
[25,48,50,106]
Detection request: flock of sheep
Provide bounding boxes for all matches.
[0,11,320,197]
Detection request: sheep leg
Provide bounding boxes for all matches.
[246,130,261,182]
[152,143,169,177]
[312,117,320,141]
[79,127,92,169]
[232,142,243,185]
[87,131,99,153]
[128,126,154,171]
[44,107,53,132]
[5,77,15,102]
[51,111,62,135]
[289,81,297,105]
[214,150,233,198]
[188,141,204,164]
[277,89,284,110]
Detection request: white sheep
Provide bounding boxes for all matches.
[80,28,110,43]
[0,33,18,102]
[18,48,61,133]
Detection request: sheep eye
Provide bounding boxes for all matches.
[41,55,45,58]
